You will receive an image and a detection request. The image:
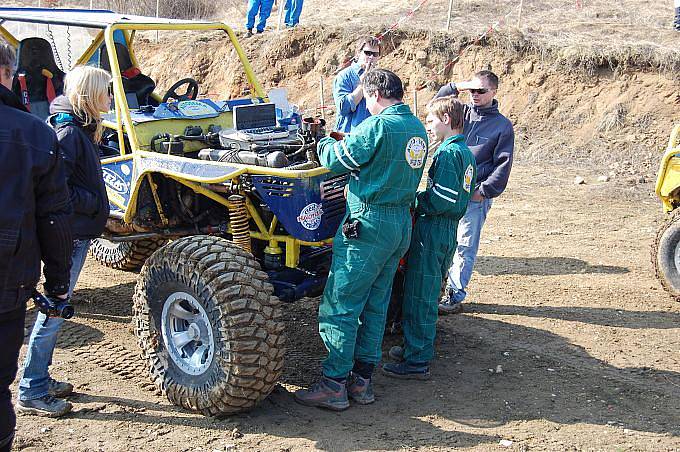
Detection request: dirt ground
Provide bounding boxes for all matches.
[11,162,680,451]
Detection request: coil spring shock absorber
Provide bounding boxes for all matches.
[228,194,252,253]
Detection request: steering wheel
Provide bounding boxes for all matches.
[162,78,199,103]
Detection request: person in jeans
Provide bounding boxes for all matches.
[245,0,275,36]
[0,43,72,452]
[18,66,111,417]
[434,70,514,314]
[284,0,304,27]
[332,36,381,133]
[382,96,476,379]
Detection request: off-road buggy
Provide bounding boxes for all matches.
[0,7,347,416]
[653,124,680,301]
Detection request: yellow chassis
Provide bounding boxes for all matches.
[655,124,680,212]
[0,18,332,268]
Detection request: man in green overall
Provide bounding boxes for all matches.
[382,96,476,380]
[294,69,428,410]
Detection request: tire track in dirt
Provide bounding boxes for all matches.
[24,302,157,393]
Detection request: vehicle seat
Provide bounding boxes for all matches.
[100,43,157,107]
[11,37,65,120]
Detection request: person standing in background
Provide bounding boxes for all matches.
[332,36,381,133]
[675,0,680,31]
[245,0,275,37]
[284,0,304,27]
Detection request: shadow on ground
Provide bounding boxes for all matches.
[475,256,630,276]
[466,303,680,329]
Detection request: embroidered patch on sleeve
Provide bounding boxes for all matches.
[405,137,427,169]
[463,164,474,192]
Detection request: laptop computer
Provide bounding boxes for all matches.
[231,102,289,141]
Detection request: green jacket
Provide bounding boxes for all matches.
[318,103,428,208]
[416,134,477,219]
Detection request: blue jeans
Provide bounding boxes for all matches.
[445,198,493,304]
[284,0,304,26]
[18,239,91,401]
[246,0,275,32]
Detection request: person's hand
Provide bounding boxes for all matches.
[359,62,374,82]
[330,131,345,141]
[456,79,484,91]
[471,190,484,202]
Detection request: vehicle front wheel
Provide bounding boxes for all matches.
[133,235,286,416]
[652,210,680,300]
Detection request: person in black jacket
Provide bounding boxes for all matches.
[0,43,72,452]
[18,65,111,417]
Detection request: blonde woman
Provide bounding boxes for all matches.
[18,66,111,417]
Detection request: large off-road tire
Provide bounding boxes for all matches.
[89,237,166,271]
[652,210,680,301]
[133,235,286,416]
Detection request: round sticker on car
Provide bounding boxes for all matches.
[297,203,324,230]
[405,136,427,169]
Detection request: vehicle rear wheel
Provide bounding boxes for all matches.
[652,210,680,301]
[133,235,286,416]
[89,238,166,271]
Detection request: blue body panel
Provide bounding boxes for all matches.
[101,159,133,214]
[252,172,348,242]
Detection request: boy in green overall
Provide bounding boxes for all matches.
[294,69,428,410]
[382,96,476,380]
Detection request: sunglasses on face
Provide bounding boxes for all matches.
[362,49,380,58]
[470,88,489,94]
[107,84,114,97]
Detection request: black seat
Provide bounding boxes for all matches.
[11,37,65,119]
[100,42,157,107]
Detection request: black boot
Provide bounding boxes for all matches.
[675,7,680,31]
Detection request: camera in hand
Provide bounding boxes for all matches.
[32,291,74,323]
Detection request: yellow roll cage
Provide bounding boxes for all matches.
[0,8,333,267]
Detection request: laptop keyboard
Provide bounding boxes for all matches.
[236,126,289,141]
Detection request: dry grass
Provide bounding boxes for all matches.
[597,103,628,133]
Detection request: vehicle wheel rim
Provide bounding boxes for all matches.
[674,240,680,276]
[161,291,215,376]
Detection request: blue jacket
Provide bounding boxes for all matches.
[436,83,514,199]
[0,84,72,313]
[333,63,371,133]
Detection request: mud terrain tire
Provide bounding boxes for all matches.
[90,238,166,271]
[652,210,680,301]
[133,235,285,416]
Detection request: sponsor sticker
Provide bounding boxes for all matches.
[297,203,323,230]
[463,164,474,193]
[405,136,427,169]
[102,167,129,194]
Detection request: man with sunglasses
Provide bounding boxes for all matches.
[332,36,381,133]
[434,70,515,314]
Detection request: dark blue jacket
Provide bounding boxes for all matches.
[0,84,72,313]
[435,83,514,198]
[48,96,109,240]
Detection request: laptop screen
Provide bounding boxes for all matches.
[233,103,277,130]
